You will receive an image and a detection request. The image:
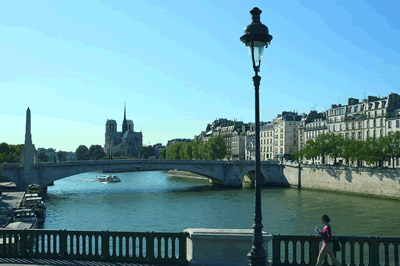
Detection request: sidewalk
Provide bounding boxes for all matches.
[0,257,182,266]
[0,190,25,228]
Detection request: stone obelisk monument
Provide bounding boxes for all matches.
[19,107,39,190]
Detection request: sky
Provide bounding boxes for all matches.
[1,0,400,152]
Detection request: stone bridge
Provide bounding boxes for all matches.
[1,108,293,190]
[0,159,290,190]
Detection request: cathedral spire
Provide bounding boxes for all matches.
[122,102,128,135]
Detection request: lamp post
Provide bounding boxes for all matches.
[240,7,272,266]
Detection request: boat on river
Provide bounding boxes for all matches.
[21,196,46,224]
[95,175,121,183]
[5,209,38,229]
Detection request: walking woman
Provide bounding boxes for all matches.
[315,214,341,266]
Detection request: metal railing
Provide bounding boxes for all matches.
[0,229,189,265]
[2,230,400,265]
[272,234,400,266]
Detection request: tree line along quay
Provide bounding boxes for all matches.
[294,131,400,167]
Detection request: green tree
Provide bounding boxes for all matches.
[183,142,193,160]
[84,145,105,160]
[302,139,319,164]
[382,131,400,168]
[93,149,106,160]
[166,143,182,159]
[179,142,189,160]
[56,151,67,161]
[190,141,203,160]
[314,133,336,164]
[199,141,211,160]
[113,151,121,157]
[138,147,154,159]
[208,136,227,160]
[159,149,167,159]
[362,137,386,167]
[0,143,11,154]
[75,145,89,161]
[38,151,49,162]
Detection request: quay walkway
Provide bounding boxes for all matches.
[0,257,181,265]
[0,183,25,228]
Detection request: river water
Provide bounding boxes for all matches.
[44,170,400,263]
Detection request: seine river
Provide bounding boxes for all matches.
[44,170,400,263]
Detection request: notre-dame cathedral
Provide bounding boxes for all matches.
[104,104,143,157]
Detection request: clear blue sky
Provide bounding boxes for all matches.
[1,0,399,152]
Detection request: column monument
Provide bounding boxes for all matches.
[19,107,39,190]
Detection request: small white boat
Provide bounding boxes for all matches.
[95,175,121,183]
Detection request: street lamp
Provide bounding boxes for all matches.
[240,7,272,266]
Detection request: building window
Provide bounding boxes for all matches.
[346,133,349,138]
[373,130,376,137]
[373,120,376,127]
[352,132,355,139]
[346,124,349,130]
[358,122,361,128]
[380,130,383,136]
[367,131,369,138]
[352,123,355,129]
[375,111,377,117]
[389,121,392,128]
[397,120,400,128]
[340,124,342,131]
[367,121,369,128]
[358,132,362,139]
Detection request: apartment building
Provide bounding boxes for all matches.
[231,127,246,160]
[245,123,255,160]
[321,93,400,166]
[260,122,274,160]
[297,111,326,164]
[272,112,302,160]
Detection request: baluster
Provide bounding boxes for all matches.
[139,236,143,258]
[165,236,170,259]
[47,234,51,254]
[88,235,92,256]
[384,242,389,266]
[158,236,162,258]
[41,234,45,254]
[125,236,130,258]
[35,233,39,253]
[112,236,116,257]
[350,240,356,266]
[359,241,365,266]
[82,234,86,255]
[119,235,123,257]
[284,239,289,263]
[133,236,137,258]
[171,236,176,259]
